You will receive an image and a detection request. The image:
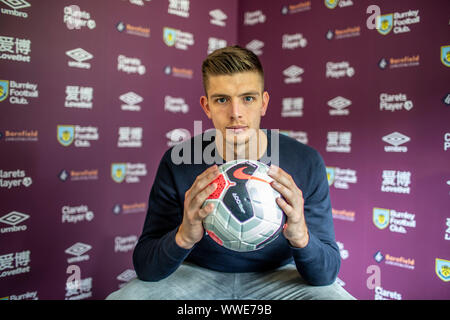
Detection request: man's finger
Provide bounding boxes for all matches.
[188,166,220,201]
[190,182,217,210]
[197,202,215,220]
[268,165,296,189]
[271,180,295,204]
[276,197,295,217]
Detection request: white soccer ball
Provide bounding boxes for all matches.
[202,159,286,252]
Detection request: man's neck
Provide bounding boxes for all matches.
[216,129,268,162]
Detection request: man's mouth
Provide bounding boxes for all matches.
[226,125,248,134]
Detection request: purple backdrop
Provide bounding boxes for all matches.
[0,0,448,300]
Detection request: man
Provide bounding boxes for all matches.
[107,46,354,300]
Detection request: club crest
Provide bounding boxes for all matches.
[111,163,127,183]
[57,125,75,147]
[373,208,390,229]
[435,258,450,282]
[440,45,450,67]
[377,13,393,35]
[0,80,9,102]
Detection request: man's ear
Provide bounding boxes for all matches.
[261,91,269,116]
[200,95,212,119]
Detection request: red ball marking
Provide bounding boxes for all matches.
[207,174,226,199]
[207,230,223,246]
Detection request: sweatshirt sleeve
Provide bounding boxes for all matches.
[290,151,341,286]
[133,151,192,281]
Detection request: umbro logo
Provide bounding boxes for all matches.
[382,132,410,152]
[328,96,351,115]
[66,48,93,69]
[0,211,29,226]
[283,65,304,84]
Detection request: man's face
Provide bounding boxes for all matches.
[200,71,269,148]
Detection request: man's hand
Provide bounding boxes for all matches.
[175,165,220,249]
[268,164,309,248]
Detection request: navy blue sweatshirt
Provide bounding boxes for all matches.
[133,130,340,286]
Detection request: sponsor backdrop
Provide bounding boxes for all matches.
[0,0,448,300]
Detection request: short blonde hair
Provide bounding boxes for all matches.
[201,45,264,95]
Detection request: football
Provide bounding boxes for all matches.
[202,159,286,252]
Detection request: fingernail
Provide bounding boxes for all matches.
[268,165,277,175]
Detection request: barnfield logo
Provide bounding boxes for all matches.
[116,21,150,38]
[441,45,450,67]
[436,258,450,282]
[376,13,393,35]
[332,208,355,222]
[111,163,126,183]
[57,125,75,147]
[281,1,312,14]
[373,208,389,229]
[0,80,8,101]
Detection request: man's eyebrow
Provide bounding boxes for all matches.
[209,91,260,99]
[238,91,260,97]
[209,93,230,99]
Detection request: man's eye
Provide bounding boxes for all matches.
[244,96,255,102]
[216,97,227,104]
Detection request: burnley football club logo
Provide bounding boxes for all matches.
[435,258,450,282]
[376,13,393,35]
[373,208,390,230]
[441,45,450,67]
[324,0,339,9]
[0,80,9,102]
[326,167,335,186]
[163,27,177,47]
[111,163,126,183]
[57,125,75,147]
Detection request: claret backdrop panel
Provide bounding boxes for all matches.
[0,0,448,300]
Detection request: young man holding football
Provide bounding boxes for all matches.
[107,46,355,300]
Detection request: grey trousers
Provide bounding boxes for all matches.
[106,262,356,300]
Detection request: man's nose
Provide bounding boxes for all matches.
[230,98,242,119]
